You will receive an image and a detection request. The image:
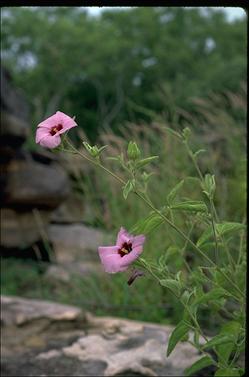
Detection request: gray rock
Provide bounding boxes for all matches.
[3,159,70,208]
[0,67,30,150]
[44,262,102,283]
[1,110,29,141]
[0,208,51,248]
[1,67,29,121]
[1,295,202,376]
[48,224,111,263]
[51,193,86,223]
[1,295,85,327]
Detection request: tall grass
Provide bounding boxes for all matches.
[2,86,246,327]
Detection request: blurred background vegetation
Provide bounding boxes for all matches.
[1,6,247,330]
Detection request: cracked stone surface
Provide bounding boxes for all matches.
[1,295,204,376]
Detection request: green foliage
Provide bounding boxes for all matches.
[201,174,216,199]
[202,334,235,350]
[1,7,246,143]
[184,356,214,376]
[131,212,164,235]
[167,320,190,356]
[1,12,246,371]
[1,258,171,324]
[127,141,141,160]
[60,111,245,374]
[216,321,242,365]
[160,279,182,297]
[135,156,159,169]
[197,222,245,247]
[214,368,241,376]
[167,180,185,205]
[122,180,134,200]
[170,200,207,213]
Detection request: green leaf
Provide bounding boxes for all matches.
[131,212,163,234]
[164,127,182,139]
[182,126,191,140]
[160,279,181,296]
[202,334,234,350]
[127,141,141,160]
[201,174,216,199]
[216,321,241,364]
[98,145,108,154]
[185,356,214,376]
[197,222,245,247]
[167,180,184,204]
[107,156,120,162]
[194,149,206,158]
[123,180,133,200]
[135,156,159,169]
[181,290,192,306]
[194,288,228,305]
[83,141,93,153]
[215,368,240,376]
[167,321,189,356]
[171,200,207,213]
[216,222,246,236]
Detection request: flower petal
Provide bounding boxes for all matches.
[132,235,146,248]
[98,246,119,258]
[116,227,133,247]
[35,127,50,143]
[55,111,77,133]
[37,112,61,130]
[119,247,143,268]
[98,246,127,273]
[38,134,61,149]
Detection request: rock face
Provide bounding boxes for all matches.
[0,66,71,254]
[48,224,111,263]
[1,295,202,376]
[1,67,29,148]
[1,208,51,248]
[3,157,70,209]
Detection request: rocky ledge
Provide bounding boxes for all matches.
[1,295,205,376]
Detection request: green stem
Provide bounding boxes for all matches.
[209,199,219,264]
[65,137,245,299]
[138,259,226,367]
[237,215,246,266]
[183,141,243,297]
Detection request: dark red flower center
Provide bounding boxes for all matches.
[50,123,63,136]
[118,242,132,257]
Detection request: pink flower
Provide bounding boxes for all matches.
[35,111,77,148]
[98,227,145,273]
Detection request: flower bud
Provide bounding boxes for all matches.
[182,127,191,140]
[127,141,141,160]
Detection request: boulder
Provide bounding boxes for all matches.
[0,67,30,148]
[51,192,86,223]
[44,261,102,283]
[0,110,29,144]
[48,224,111,263]
[1,67,29,120]
[1,295,204,376]
[0,208,51,248]
[3,158,70,209]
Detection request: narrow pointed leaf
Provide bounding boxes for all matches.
[123,180,133,200]
[197,222,245,247]
[185,356,214,376]
[135,156,159,169]
[171,200,207,213]
[215,368,240,376]
[167,180,184,204]
[167,321,189,356]
[202,334,234,349]
[131,212,163,234]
